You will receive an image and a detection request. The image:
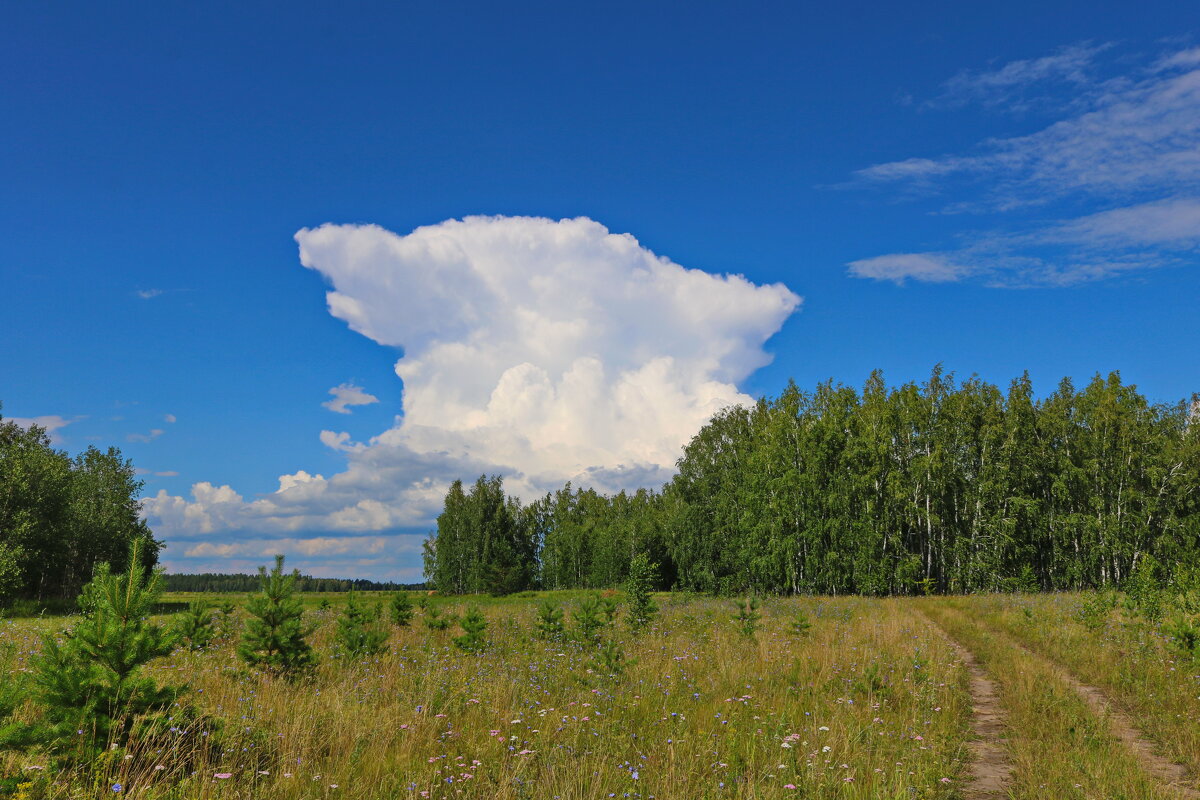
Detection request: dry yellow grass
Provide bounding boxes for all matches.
[923,599,1182,800]
[2,595,969,799]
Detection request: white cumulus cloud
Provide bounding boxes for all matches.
[322,383,380,414]
[6,415,76,444]
[142,216,801,550]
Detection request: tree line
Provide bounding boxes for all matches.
[423,369,1200,596]
[163,572,423,593]
[0,410,157,603]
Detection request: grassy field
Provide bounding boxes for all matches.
[1,592,1198,799]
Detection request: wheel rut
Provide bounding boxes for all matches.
[1005,636,1200,799]
[919,612,1013,800]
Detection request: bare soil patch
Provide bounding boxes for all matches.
[921,614,1013,799]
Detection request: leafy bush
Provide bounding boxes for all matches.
[1164,615,1200,661]
[1077,591,1119,631]
[598,594,620,626]
[1123,554,1165,622]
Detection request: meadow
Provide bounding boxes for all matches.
[1,590,1199,800]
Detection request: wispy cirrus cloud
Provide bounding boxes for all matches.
[933,42,1111,110]
[849,43,1200,286]
[846,253,973,284]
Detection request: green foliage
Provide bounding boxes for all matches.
[23,538,181,763]
[625,553,658,632]
[335,590,389,659]
[0,662,36,753]
[572,594,603,642]
[732,595,761,637]
[787,611,813,638]
[534,600,564,640]
[1164,615,1200,661]
[175,601,216,649]
[423,603,455,631]
[419,369,1200,597]
[665,369,1200,595]
[424,476,537,595]
[853,661,890,698]
[1123,554,1165,622]
[453,605,488,653]
[598,594,620,625]
[389,592,414,626]
[0,413,158,602]
[216,600,238,639]
[1077,591,1119,631]
[0,543,23,608]
[238,555,316,680]
[588,640,635,682]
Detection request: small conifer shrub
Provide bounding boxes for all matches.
[573,595,603,642]
[598,594,620,626]
[336,590,389,658]
[453,606,488,653]
[216,600,238,639]
[238,555,316,680]
[0,658,36,753]
[176,601,216,649]
[625,552,658,633]
[390,592,414,626]
[28,538,182,762]
[588,640,635,682]
[1165,615,1200,661]
[733,595,762,637]
[788,610,812,638]
[535,600,565,640]
[423,603,455,631]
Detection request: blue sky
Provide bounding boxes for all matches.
[3,1,1199,580]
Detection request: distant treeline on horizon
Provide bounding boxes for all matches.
[163,572,425,593]
[423,368,1200,597]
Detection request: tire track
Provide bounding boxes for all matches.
[919,611,1013,800]
[990,626,1200,799]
